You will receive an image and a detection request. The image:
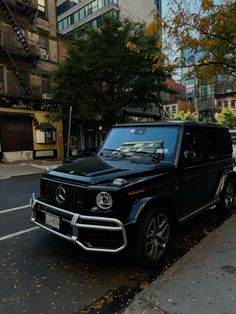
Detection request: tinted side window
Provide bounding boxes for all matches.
[181,128,203,163]
[220,130,232,156]
[206,129,220,160]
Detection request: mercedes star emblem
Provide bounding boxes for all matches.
[55,186,66,204]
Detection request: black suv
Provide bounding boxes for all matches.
[31,121,235,267]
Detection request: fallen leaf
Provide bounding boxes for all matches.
[201,228,210,237]
[139,280,149,289]
[128,273,140,280]
[104,292,114,303]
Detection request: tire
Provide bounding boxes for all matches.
[218,180,235,214]
[132,206,171,268]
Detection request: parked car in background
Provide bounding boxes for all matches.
[230,130,236,160]
[31,121,235,267]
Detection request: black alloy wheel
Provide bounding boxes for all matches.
[133,206,171,268]
[221,181,235,212]
[217,180,235,215]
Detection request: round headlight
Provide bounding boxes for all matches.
[96,192,113,210]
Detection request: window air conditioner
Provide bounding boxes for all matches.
[41,53,49,60]
[42,93,52,100]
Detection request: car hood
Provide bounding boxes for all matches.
[45,155,174,185]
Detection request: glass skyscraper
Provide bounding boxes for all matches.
[57,0,159,36]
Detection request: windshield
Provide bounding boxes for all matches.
[99,126,179,163]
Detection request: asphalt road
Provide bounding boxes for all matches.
[0,175,233,314]
[0,175,149,314]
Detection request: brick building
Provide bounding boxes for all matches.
[0,0,64,162]
[161,78,195,119]
[215,92,236,112]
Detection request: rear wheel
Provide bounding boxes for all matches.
[218,181,234,214]
[133,206,171,268]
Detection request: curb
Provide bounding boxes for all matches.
[0,161,62,180]
[0,176,11,180]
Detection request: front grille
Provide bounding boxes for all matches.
[40,178,94,211]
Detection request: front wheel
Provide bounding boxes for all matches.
[132,206,171,268]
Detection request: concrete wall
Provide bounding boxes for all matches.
[119,0,155,23]
[3,151,33,163]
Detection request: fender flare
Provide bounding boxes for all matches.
[127,193,176,224]
[215,169,236,198]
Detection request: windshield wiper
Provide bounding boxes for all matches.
[100,148,127,157]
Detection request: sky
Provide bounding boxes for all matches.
[162,1,169,16]
[159,1,181,80]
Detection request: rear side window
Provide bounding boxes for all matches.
[206,129,220,160]
[220,130,232,156]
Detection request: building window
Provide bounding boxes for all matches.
[19,72,29,97]
[57,0,83,16]
[57,0,118,31]
[231,100,235,108]
[224,101,228,108]
[0,65,5,95]
[39,33,49,60]
[172,106,177,114]
[58,21,63,31]
[41,76,51,94]
[38,0,47,19]
[16,29,26,50]
[217,101,222,108]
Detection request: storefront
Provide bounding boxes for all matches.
[0,98,64,162]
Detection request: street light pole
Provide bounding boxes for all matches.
[66,106,72,158]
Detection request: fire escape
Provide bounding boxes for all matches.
[0,0,38,96]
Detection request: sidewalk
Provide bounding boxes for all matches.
[0,160,62,180]
[124,213,236,314]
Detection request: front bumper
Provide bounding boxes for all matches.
[30,193,127,253]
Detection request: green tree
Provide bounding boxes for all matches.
[53,17,172,128]
[147,0,236,80]
[216,109,236,129]
[167,0,236,80]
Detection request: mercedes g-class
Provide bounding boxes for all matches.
[31,121,235,267]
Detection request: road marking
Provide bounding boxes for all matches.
[0,204,30,214]
[0,226,39,241]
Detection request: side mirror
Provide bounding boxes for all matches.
[183,149,196,161]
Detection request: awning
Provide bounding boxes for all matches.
[0,112,35,119]
[36,122,56,130]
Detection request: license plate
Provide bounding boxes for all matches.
[45,213,60,230]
